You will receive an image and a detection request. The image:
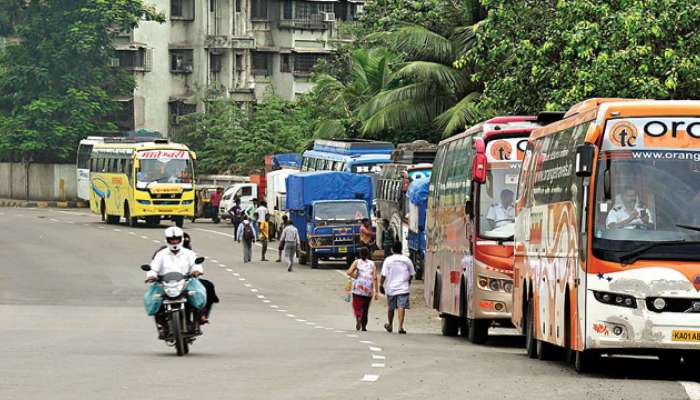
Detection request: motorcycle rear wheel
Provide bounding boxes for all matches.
[170,312,188,356]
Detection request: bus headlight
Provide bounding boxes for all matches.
[137,200,151,205]
[488,279,500,291]
[503,281,514,293]
[593,291,637,309]
[652,297,666,311]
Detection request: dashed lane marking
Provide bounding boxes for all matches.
[194,228,235,239]
[244,284,252,287]
[361,374,379,383]
[372,363,385,368]
[113,229,121,232]
[49,218,59,222]
[296,319,306,322]
[251,288,258,292]
[335,330,345,333]
[262,300,271,303]
[233,272,240,276]
[372,354,386,360]
[360,341,374,344]
[270,305,279,308]
[257,295,265,299]
[238,278,246,281]
[346,334,359,338]
[219,264,227,268]
[151,240,160,243]
[211,259,219,263]
[140,236,149,239]
[369,347,382,352]
[226,268,233,272]
[306,322,315,326]
[128,231,136,235]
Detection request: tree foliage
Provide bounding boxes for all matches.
[467,0,700,115]
[0,1,163,163]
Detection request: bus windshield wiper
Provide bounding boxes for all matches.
[618,240,700,264]
[677,224,700,233]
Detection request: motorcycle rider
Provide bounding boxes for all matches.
[147,226,203,338]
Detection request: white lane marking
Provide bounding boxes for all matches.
[335,330,345,333]
[257,295,265,299]
[128,231,136,235]
[66,221,74,224]
[194,228,235,239]
[680,382,700,400]
[314,326,324,329]
[372,363,385,368]
[286,314,296,318]
[113,229,121,232]
[296,319,306,322]
[346,334,359,338]
[140,236,149,239]
[219,264,227,268]
[239,278,246,281]
[262,300,271,303]
[57,210,86,216]
[244,284,252,287]
[369,347,382,352]
[277,309,287,312]
[270,305,279,308]
[325,327,334,331]
[361,374,379,382]
[335,270,347,277]
[226,268,233,272]
[372,354,386,360]
[359,340,374,344]
[233,272,240,276]
[49,218,59,222]
[306,322,315,326]
[251,288,259,292]
[211,259,219,263]
[152,240,160,243]
[99,226,106,229]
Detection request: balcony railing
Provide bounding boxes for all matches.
[278,16,329,31]
[205,35,256,49]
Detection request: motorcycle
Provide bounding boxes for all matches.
[141,257,206,356]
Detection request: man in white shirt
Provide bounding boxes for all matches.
[279,220,300,272]
[255,201,269,223]
[486,189,515,230]
[380,241,415,335]
[606,189,652,230]
[147,227,203,280]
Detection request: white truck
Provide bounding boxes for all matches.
[218,183,258,221]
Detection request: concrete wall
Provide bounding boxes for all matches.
[0,163,78,201]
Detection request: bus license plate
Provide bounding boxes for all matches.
[338,247,347,253]
[672,330,700,342]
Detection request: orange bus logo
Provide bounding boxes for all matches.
[490,140,513,160]
[609,121,638,147]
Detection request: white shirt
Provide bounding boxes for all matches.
[381,254,415,296]
[280,224,300,245]
[255,206,269,222]
[148,247,202,279]
[486,203,515,228]
[606,205,652,229]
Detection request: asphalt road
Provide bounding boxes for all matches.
[0,207,697,400]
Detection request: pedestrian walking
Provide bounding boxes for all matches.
[276,214,288,262]
[359,218,375,250]
[252,212,260,240]
[279,219,300,272]
[237,218,255,263]
[210,187,223,223]
[381,241,415,334]
[229,198,243,235]
[380,219,395,257]
[346,247,378,331]
[256,201,269,224]
[259,214,270,261]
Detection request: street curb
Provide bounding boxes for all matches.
[0,199,87,208]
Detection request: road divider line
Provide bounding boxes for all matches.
[371,363,385,368]
[369,346,382,352]
[257,295,265,299]
[140,236,149,239]
[233,272,240,276]
[359,340,374,344]
[251,288,258,292]
[226,268,233,272]
[296,319,306,322]
[372,354,386,360]
[194,228,236,239]
[361,374,379,382]
[286,314,296,318]
[346,334,359,338]
[244,284,252,287]
[262,300,271,303]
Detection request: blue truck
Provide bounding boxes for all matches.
[406,177,430,280]
[285,171,373,269]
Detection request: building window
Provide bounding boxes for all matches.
[294,53,325,75]
[115,48,151,71]
[282,0,293,19]
[252,52,271,75]
[235,0,241,12]
[210,0,216,13]
[235,52,244,71]
[251,0,268,20]
[210,53,223,73]
[171,0,195,20]
[280,54,291,73]
[294,1,332,19]
[169,101,197,126]
[170,49,194,74]
[114,99,135,131]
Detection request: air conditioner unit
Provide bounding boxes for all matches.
[323,12,335,22]
[109,58,120,67]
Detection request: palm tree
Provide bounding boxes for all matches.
[310,47,397,138]
[359,23,482,138]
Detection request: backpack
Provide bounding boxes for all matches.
[243,224,255,242]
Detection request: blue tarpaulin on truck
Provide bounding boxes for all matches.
[272,153,301,169]
[285,171,373,211]
[407,177,430,207]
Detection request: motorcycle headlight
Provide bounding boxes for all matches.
[163,280,186,297]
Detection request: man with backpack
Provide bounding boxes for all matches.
[237,217,255,263]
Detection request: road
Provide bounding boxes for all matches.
[0,207,697,400]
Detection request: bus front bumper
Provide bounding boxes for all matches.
[133,204,194,218]
[586,290,700,351]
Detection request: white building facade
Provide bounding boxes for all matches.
[112,0,361,135]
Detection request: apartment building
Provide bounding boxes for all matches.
[112,0,362,135]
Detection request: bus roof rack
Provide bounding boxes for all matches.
[313,139,394,155]
[536,111,566,125]
[391,140,437,164]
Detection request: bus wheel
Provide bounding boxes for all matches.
[536,337,556,360]
[574,350,598,373]
[124,204,138,227]
[173,216,184,228]
[683,351,700,369]
[441,315,459,337]
[525,299,537,359]
[432,274,441,311]
[467,319,489,344]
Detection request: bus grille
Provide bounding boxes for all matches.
[150,193,183,199]
[645,297,700,313]
[153,200,180,205]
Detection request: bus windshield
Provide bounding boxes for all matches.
[314,202,368,222]
[479,162,520,239]
[136,150,193,186]
[594,150,700,244]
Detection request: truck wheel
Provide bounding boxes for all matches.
[310,250,318,269]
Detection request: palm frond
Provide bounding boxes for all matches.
[384,25,454,64]
[433,92,481,137]
[360,93,455,135]
[313,119,347,139]
[358,82,438,120]
[393,61,470,93]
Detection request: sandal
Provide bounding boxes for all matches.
[398,329,407,334]
[384,323,393,333]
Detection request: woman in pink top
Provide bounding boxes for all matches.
[345,247,379,331]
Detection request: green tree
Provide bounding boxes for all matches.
[467,0,700,115]
[360,24,482,139]
[0,1,162,163]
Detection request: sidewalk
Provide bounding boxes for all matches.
[0,198,87,208]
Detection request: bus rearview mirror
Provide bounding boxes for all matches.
[575,144,595,177]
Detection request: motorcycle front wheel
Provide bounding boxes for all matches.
[170,311,188,356]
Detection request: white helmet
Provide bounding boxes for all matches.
[164,226,184,252]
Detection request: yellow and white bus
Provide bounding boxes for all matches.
[88,139,196,227]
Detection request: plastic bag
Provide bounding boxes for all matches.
[144,283,164,316]
[187,279,207,309]
[343,279,352,302]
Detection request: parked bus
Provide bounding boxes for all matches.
[88,139,196,227]
[77,137,106,201]
[513,98,700,372]
[300,139,394,175]
[424,116,540,343]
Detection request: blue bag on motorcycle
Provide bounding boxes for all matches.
[144,283,164,316]
[187,279,207,309]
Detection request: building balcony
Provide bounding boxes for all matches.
[278,18,330,31]
[205,35,256,49]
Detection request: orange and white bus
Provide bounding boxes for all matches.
[513,98,700,372]
[424,116,540,343]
